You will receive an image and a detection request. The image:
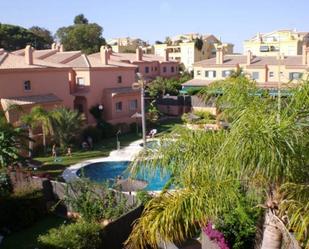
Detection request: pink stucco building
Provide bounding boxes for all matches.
[0,44,180,125]
[0,46,74,123]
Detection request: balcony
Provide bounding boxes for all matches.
[70,84,90,95]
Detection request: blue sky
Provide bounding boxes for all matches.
[1,0,309,52]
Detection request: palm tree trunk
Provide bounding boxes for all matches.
[28,128,33,158]
[261,210,282,249]
[42,126,46,154]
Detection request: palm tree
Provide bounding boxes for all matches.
[30,106,53,154]
[50,107,83,149]
[21,112,36,158]
[126,78,309,249]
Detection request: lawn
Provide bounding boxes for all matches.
[33,118,183,178]
[1,215,67,249]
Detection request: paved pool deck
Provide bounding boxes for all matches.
[62,139,146,182]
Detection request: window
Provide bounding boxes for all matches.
[260,46,269,52]
[155,67,158,71]
[24,80,31,91]
[135,67,139,73]
[252,72,259,80]
[117,76,122,83]
[205,70,216,78]
[151,67,153,72]
[76,77,85,86]
[222,70,232,78]
[129,99,138,110]
[289,72,303,80]
[171,66,175,73]
[269,72,274,78]
[196,70,201,76]
[115,102,122,112]
[163,66,167,73]
[145,67,149,74]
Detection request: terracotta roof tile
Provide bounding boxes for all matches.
[0,52,68,69]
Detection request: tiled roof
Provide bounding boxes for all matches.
[87,53,137,68]
[1,93,62,106]
[109,52,177,63]
[0,52,68,69]
[42,51,82,64]
[193,55,307,68]
[194,55,247,67]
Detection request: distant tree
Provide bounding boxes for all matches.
[74,14,89,25]
[29,26,54,47]
[0,23,51,51]
[147,73,192,98]
[56,14,105,54]
[155,41,163,45]
[194,37,204,51]
[165,36,172,45]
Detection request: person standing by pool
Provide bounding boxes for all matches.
[52,144,57,158]
[87,136,93,150]
[66,147,72,157]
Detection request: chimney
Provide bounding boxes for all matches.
[25,45,33,65]
[247,50,253,65]
[107,47,112,59]
[257,32,262,42]
[136,47,143,61]
[165,49,169,62]
[59,44,64,52]
[216,47,224,64]
[51,43,57,50]
[100,46,108,65]
[302,45,308,65]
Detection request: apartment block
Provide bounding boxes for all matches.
[154,33,233,71]
[183,45,309,89]
[243,29,309,56]
[107,37,148,53]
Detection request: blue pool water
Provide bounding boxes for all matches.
[77,161,170,191]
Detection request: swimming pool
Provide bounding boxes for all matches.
[76,160,171,191]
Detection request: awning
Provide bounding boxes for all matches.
[182,79,214,88]
[1,93,62,109]
[104,87,139,97]
[268,89,293,97]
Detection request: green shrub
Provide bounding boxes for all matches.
[113,123,130,134]
[181,113,190,124]
[215,197,262,249]
[38,221,103,249]
[182,110,216,125]
[193,110,215,120]
[0,189,46,232]
[65,180,130,222]
[0,171,13,198]
[96,121,114,138]
[136,190,152,205]
[82,126,102,143]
